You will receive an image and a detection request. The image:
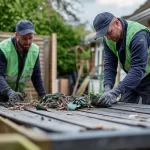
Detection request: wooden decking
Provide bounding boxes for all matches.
[1,102,150,150]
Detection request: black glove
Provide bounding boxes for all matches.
[96,87,121,107]
[104,85,112,93]
[7,89,25,102]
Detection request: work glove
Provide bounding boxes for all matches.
[95,87,121,107]
[104,85,112,93]
[7,89,25,102]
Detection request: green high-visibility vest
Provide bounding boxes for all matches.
[104,20,150,76]
[0,38,39,92]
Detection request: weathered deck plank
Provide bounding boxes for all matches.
[26,108,138,131]
[0,106,84,132]
[79,107,150,121]
[116,102,150,109]
[110,105,150,114]
[75,110,150,128]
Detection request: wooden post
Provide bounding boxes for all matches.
[44,39,49,93]
[59,78,70,95]
[49,33,57,94]
[72,63,84,96]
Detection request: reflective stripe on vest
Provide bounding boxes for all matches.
[104,20,150,76]
[0,38,39,92]
[5,76,31,83]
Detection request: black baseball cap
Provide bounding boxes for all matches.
[16,20,36,35]
[93,12,114,40]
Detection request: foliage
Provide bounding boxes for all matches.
[49,0,82,22]
[73,24,91,39]
[0,0,90,75]
[80,48,91,60]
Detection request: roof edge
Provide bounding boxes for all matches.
[128,8,150,21]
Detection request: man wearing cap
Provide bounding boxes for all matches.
[93,12,150,107]
[0,20,46,103]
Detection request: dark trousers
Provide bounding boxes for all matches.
[120,75,150,104]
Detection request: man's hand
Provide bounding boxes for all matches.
[8,90,25,102]
[96,88,121,107]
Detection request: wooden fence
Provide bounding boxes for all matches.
[0,32,57,100]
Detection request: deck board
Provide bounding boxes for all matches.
[79,107,150,121]
[0,106,84,132]
[26,108,139,130]
[116,102,150,109]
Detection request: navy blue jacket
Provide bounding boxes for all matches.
[0,37,46,97]
[104,18,150,95]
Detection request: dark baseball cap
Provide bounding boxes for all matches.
[16,20,36,35]
[93,12,114,40]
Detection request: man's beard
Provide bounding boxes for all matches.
[18,40,30,51]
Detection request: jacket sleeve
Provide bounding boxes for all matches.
[31,55,46,97]
[103,39,118,88]
[117,31,149,94]
[0,50,12,93]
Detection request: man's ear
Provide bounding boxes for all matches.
[15,32,18,37]
[114,19,118,25]
[114,19,121,28]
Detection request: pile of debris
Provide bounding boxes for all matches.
[7,93,102,111]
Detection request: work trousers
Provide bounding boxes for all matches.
[120,74,150,104]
